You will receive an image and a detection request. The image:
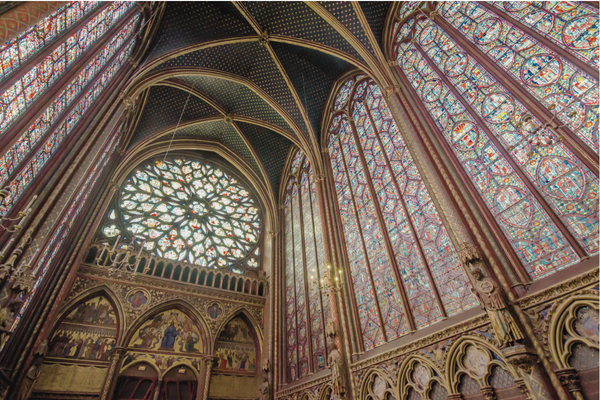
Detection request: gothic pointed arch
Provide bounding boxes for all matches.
[360,369,396,400]
[281,147,330,382]
[396,354,449,400]
[213,309,261,375]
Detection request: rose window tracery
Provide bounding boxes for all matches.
[100,157,261,270]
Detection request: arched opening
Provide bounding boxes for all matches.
[159,365,197,400]
[214,273,221,288]
[113,362,158,400]
[222,275,229,290]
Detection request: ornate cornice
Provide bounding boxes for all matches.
[516,267,599,309]
[350,314,489,372]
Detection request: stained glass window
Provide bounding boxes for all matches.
[0,15,139,205]
[0,2,100,81]
[326,76,478,351]
[392,7,598,280]
[0,31,138,217]
[10,130,120,335]
[489,1,599,70]
[100,157,261,271]
[438,2,599,154]
[283,150,329,381]
[0,2,135,136]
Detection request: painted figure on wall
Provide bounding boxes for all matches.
[48,296,118,362]
[128,291,148,309]
[128,309,202,354]
[214,317,257,374]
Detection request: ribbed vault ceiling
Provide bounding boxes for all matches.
[123,1,392,200]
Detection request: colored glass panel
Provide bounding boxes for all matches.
[0,2,100,81]
[0,2,135,135]
[328,117,385,350]
[11,131,119,334]
[300,164,326,371]
[338,116,409,341]
[489,1,599,70]
[411,18,598,260]
[284,186,298,381]
[292,184,309,378]
[352,84,443,328]
[0,15,139,194]
[354,79,478,318]
[290,149,303,173]
[103,157,261,269]
[439,2,599,154]
[395,35,582,279]
[0,39,136,217]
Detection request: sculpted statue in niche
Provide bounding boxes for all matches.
[328,342,346,399]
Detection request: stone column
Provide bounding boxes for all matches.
[100,347,127,400]
[152,379,162,400]
[202,356,216,400]
[447,394,463,400]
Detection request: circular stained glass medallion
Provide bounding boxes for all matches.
[102,157,261,269]
[473,18,502,44]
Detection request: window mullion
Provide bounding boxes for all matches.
[344,112,418,333]
[0,33,134,214]
[413,42,587,259]
[361,99,447,319]
[306,166,329,363]
[477,1,598,78]
[0,5,136,160]
[295,175,315,374]
[434,14,598,173]
[334,127,390,342]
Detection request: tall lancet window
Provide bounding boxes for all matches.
[0,1,141,216]
[283,150,329,381]
[392,2,598,281]
[326,76,478,351]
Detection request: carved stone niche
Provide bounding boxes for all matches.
[501,345,538,375]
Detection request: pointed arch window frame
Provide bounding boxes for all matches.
[324,74,479,351]
[282,149,330,382]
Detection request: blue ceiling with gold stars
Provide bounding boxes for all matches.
[125,1,391,198]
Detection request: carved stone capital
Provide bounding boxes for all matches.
[127,56,139,69]
[268,231,278,238]
[459,242,481,265]
[555,368,581,393]
[514,378,532,400]
[109,346,128,359]
[120,92,135,111]
[387,60,399,66]
[10,270,35,294]
[384,85,401,98]
[480,386,495,400]
[502,345,538,375]
[315,174,326,182]
[204,355,218,367]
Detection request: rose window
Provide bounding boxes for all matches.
[101,157,261,269]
